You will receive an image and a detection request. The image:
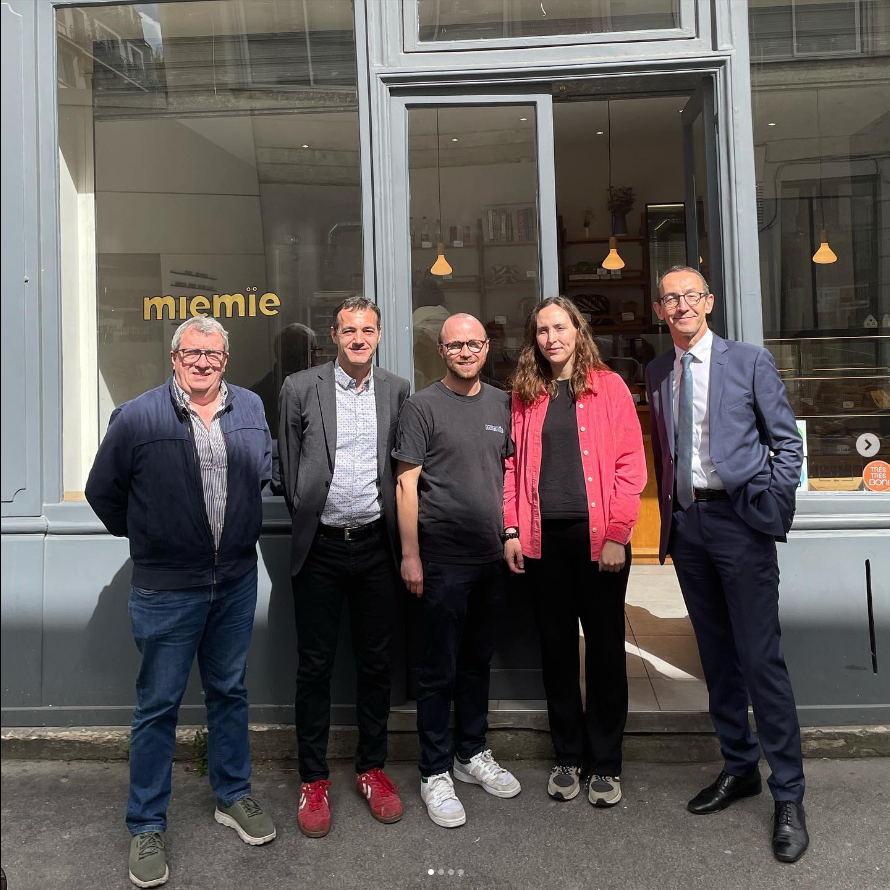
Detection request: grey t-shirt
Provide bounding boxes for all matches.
[393,381,512,564]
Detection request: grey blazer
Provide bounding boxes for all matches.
[644,333,803,564]
[277,361,411,576]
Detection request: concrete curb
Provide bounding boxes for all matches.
[2,722,887,763]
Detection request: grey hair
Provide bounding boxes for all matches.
[656,265,710,296]
[171,316,230,353]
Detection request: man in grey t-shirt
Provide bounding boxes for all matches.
[394,313,521,830]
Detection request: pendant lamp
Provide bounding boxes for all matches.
[813,230,838,265]
[602,237,625,271]
[812,90,837,265]
[430,110,452,276]
[602,101,625,270]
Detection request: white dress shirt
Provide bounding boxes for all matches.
[673,328,724,490]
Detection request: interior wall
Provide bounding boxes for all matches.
[58,90,98,494]
[554,96,687,243]
[94,116,271,425]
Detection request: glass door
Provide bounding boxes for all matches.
[389,92,558,391]
[682,77,725,335]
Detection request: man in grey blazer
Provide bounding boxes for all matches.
[645,266,808,863]
[278,296,410,839]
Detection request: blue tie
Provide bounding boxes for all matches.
[676,352,695,509]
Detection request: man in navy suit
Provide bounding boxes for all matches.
[644,266,808,863]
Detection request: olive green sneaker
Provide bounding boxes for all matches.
[128,832,168,888]
[214,795,276,845]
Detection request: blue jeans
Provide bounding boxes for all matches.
[126,566,258,835]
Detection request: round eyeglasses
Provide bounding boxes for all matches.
[441,339,489,356]
[659,292,708,310]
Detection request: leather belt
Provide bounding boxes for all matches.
[316,518,384,541]
[693,488,729,502]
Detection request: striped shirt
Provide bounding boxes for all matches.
[173,378,229,551]
[320,361,380,528]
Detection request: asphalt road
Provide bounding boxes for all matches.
[1,758,887,890]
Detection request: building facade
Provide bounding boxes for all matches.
[2,0,888,729]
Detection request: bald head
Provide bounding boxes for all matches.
[438,313,486,346]
[437,313,489,385]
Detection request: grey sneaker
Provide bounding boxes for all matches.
[214,796,277,845]
[548,765,582,801]
[588,775,621,807]
[128,832,168,888]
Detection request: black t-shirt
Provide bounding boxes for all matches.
[538,379,589,520]
[393,381,512,564]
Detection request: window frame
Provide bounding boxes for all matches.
[47,0,376,505]
[401,0,697,53]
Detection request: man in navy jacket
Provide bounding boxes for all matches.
[645,266,808,863]
[86,317,274,888]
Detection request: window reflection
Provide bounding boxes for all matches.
[57,1,362,491]
[750,0,890,491]
[416,0,680,42]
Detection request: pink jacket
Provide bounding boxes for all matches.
[503,370,647,561]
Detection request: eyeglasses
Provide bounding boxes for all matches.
[659,292,708,310]
[176,348,227,367]
[441,339,489,356]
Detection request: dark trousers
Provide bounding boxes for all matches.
[669,499,805,802]
[417,559,506,777]
[292,527,397,782]
[525,520,631,776]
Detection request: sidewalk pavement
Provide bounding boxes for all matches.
[2,758,887,890]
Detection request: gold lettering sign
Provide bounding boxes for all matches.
[143,288,281,321]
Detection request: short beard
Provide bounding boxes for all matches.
[445,358,480,380]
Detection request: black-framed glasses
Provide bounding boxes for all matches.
[176,348,227,367]
[659,291,708,310]
[441,339,489,356]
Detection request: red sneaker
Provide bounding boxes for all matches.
[298,779,332,838]
[355,768,403,824]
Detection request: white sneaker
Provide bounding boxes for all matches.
[421,772,467,828]
[453,750,521,799]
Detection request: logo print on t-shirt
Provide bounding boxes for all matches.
[485,424,504,434]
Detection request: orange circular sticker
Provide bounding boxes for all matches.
[863,460,890,492]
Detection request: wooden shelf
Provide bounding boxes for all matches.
[566,277,647,286]
[411,240,538,251]
[588,324,653,334]
[564,236,647,245]
[484,281,537,290]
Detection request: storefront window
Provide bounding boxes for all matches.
[57,0,362,494]
[750,0,890,492]
[413,0,680,43]
[407,105,541,391]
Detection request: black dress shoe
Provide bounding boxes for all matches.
[687,769,762,814]
[772,801,809,862]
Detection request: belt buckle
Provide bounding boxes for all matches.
[344,526,356,541]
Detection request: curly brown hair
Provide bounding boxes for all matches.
[510,296,608,405]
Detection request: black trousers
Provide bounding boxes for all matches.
[669,499,805,802]
[524,519,631,777]
[417,559,506,777]
[292,526,397,782]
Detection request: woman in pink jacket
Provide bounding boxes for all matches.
[504,296,646,807]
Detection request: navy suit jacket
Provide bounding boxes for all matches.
[644,333,803,564]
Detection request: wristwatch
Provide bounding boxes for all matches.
[501,529,520,543]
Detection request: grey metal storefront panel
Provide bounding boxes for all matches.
[1,1,42,518]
